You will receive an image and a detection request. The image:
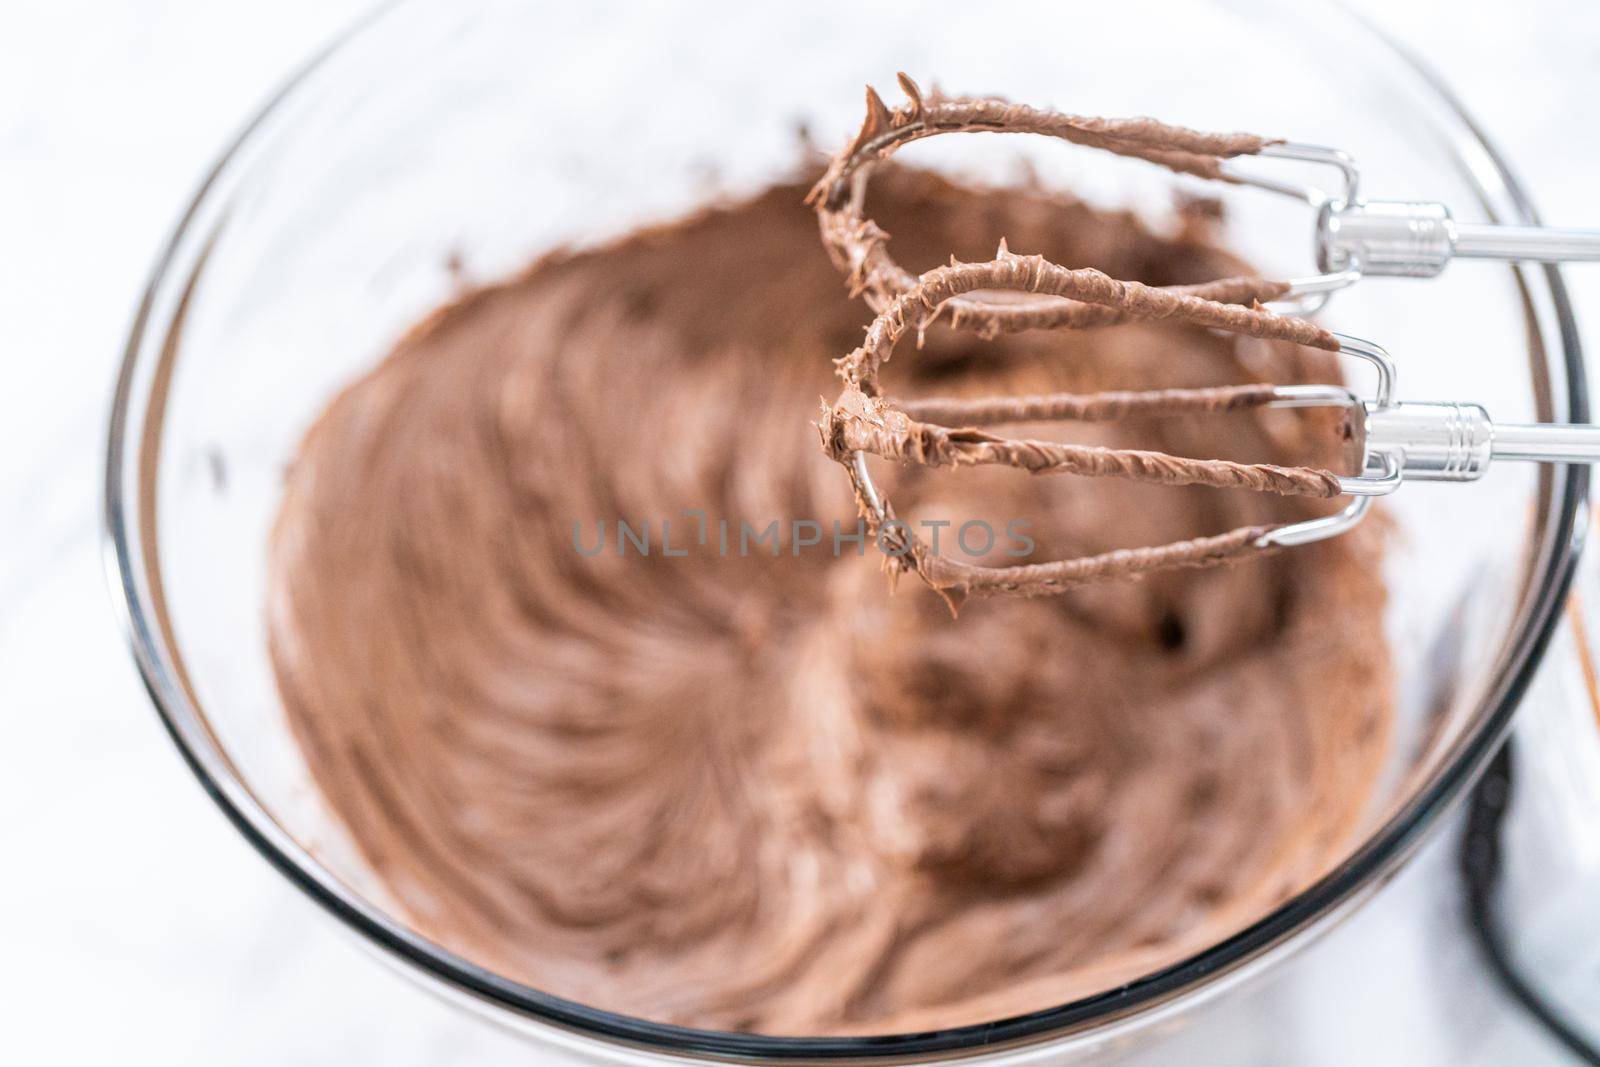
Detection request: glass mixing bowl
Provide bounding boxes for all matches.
[106,0,1586,1060]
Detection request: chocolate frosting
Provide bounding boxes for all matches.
[269,167,1391,1035]
[809,76,1305,342]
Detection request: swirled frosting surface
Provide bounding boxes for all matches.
[268,169,1391,1035]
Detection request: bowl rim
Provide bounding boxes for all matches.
[103,2,1589,1060]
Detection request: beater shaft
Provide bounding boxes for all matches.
[1364,401,1600,475]
[1491,422,1600,463]
[1321,200,1600,278]
[1453,223,1600,263]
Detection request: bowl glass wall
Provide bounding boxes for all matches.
[107,0,1586,1060]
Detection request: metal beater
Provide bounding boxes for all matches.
[810,76,1600,601]
[1221,142,1600,310]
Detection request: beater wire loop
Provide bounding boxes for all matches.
[813,76,1363,607]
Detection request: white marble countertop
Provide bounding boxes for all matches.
[3,1,1599,1062]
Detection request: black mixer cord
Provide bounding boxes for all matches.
[1461,741,1600,1065]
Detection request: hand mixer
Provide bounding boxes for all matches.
[809,75,1600,606]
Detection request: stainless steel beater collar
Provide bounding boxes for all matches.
[1258,331,1600,551]
[1222,143,1600,289]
